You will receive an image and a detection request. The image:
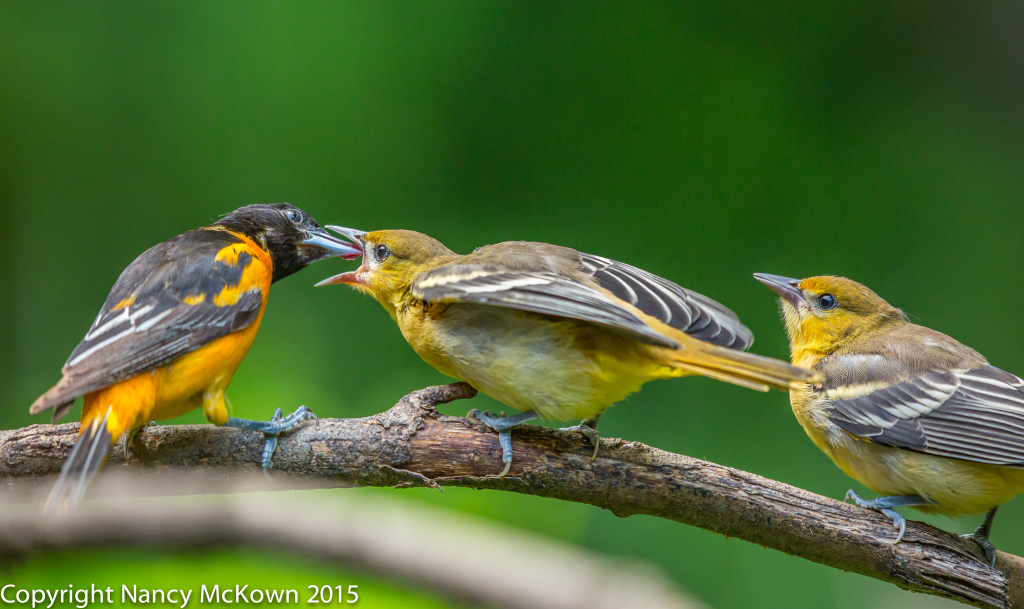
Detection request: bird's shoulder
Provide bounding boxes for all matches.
[435,241,586,277]
[64,228,267,373]
[819,321,986,389]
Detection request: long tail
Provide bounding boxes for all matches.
[664,340,819,392]
[44,407,114,513]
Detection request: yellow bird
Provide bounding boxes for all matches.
[317,228,818,475]
[755,273,1024,564]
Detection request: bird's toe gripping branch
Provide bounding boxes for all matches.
[962,531,998,568]
[961,507,999,567]
[224,406,318,478]
[559,416,602,461]
[844,489,935,544]
[467,409,538,477]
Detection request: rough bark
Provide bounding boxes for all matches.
[1,383,1021,609]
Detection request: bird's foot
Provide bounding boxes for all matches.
[559,420,601,461]
[844,490,933,545]
[121,421,157,460]
[961,507,999,567]
[961,531,997,567]
[224,406,318,479]
[467,408,537,477]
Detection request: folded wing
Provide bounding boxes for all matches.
[411,263,681,349]
[826,364,1024,466]
[32,230,266,419]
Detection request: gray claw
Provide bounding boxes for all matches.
[224,406,317,478]
[559,424,601,461]
[467,408,539,476]
[882,508,906,544]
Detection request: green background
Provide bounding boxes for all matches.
[2,2,1022,607]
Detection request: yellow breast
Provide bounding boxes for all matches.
[789,387,1024,516]
[396,301,667,421]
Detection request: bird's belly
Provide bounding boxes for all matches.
[792,393,1024,516]
[406,306,654,422]
[82,306,264,434]
[151,317,264,422]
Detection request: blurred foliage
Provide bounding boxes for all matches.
[10,545,463,609]
[1,1,1022,608]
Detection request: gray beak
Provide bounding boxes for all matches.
[302,229,363,260]
[753,273,805,309]
[325,225,369,247]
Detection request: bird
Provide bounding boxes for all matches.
[755,273,1024,565]
[316,227,819,476]
[32,203,360,510]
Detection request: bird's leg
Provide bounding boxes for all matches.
[961,506,999,567]
[223,406,318,479]
[467,409,538,477]
[844,489,935,544]
[559,413,603,461]
[122,426,141,461]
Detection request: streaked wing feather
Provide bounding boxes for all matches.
[411,265,679,348]
[34,229,265,413]
[579,254,753,350]
[828,365,1024,466]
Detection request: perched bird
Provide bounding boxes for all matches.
[755,273,1024,564]
[32,204,360,510]
[317,228,818,475]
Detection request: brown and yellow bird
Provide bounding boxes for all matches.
[32,204,360,510]
[317,228,818,475]
[756,273,1024,564]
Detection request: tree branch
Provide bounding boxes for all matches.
[0,493,701,609]
[1,382,1021,609]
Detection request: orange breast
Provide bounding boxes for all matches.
[81,234,273,438]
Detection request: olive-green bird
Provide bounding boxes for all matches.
[319,228,819,475]
[756,273,1024,565]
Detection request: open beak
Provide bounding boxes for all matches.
[315,270,365,287]
[753,273,806,309]
[315,226,369,286]
[302,228,363,261]
[326,225,368,245]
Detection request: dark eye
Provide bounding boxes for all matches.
[374,244,391,262]
[818,294,837,310]
[284,209,302,223]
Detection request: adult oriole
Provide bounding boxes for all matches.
[32,204,359,510]
[755,273,1024,564]
[317,228,818,475]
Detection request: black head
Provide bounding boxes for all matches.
[214,203,361,283]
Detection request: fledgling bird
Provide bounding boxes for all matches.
[32,204,360,510]
[755,273,1024,565]
[317,228,818,475]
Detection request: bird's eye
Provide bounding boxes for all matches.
[374,244,391,262]
[284,209,302,224]
[818,294,837,310]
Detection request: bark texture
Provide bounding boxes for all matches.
[2,383,1021,609]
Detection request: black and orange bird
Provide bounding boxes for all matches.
[756,273,1024,564]
[32,204,360,509]
[316,228,819,475]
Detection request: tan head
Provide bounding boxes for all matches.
[753,274,907,358]
[316,227,457,315]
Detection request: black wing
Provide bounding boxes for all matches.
[826,364,1024,466]
[410,264,680,349]
[32,229,266,418]
[579,254,753,350]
